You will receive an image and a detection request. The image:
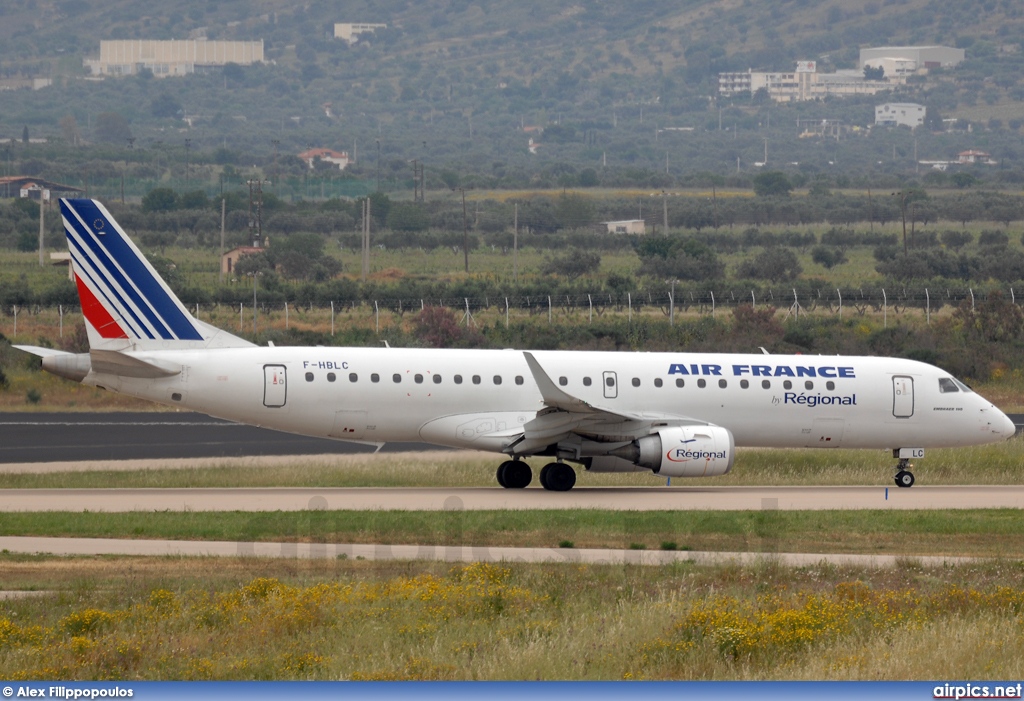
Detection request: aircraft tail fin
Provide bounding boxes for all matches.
[61,198,253,351]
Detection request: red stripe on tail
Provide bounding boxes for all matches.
[75,273,128,339]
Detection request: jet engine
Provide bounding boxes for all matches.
[609,425,735,477]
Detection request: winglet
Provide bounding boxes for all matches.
[522,352,597,413]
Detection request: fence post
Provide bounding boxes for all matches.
[628,293,632,323]
[588,294,593,323]
[239,302,243,331]
[882,288,887,329]
[836,288,842,320]
[59,304,63,338]
[751,290,755,307]
[1012,288,1016,306]
[505,297,509,329]
[331,301,335,336]
[375,300,379,334]
[669,290,674,326]
[710,291,715,319]
[925,288,930,325]
[969,288,975,313]
[285,302,289,329]
[548,296,552,324]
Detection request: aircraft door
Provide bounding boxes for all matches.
[264,365,287,407]
[892,375,914,418]
[603,371,618,399]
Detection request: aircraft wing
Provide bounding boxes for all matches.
[508,352,710,455]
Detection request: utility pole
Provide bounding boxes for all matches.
[184,138,191,189]
[375,139,381,192]
[662,190,668,232]
[513,202,518,283]
[361,197,371,282]
[461,188,469,273]
[246,179,269,247]
[37,193,45,267]
[219,196,226,284]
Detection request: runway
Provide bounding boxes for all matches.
[0,535,977,569]
[3,412,1021,465]
[1,484,1022,511]
[0,412,440,463]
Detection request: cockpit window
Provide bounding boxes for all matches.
[953,378,973,393]
[938,378,959,393]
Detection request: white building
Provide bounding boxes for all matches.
[297,148,351,171]
[84,40,264,77]
[602,220,646,235]
[859,46,964,69]
[719,60,891,102]
[334,23,387,44]
[875,103,925,128]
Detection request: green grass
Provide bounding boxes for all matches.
[1,508,1023,557]
[1,441,1019,489]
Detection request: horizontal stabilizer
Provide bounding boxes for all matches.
[89,349,181,378]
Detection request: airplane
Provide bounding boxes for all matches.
[14,198,1017,491]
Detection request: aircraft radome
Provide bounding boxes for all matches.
[15,199,1017,491]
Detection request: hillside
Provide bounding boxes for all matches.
[0,0,1022,188]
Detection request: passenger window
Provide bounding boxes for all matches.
[327,373,336,382]
[559,376,568,386]
[632,377,641,387]
[761,380,770,389]
[826,381,835,391]
[349,373,358,383]
[740,379,749,389]
[454,375,463,384]
[515,376,524,385]
[606,376,615,387]
[393,374,402,383]
[305,372,314,382]
[939,378,959,393]
[493,376,502,385]
[583,377,592,387]
[654,378,663,388]
[414,374,424,384]
[371,373,380,383]
[472,375,481,385]
[718,379,727,389]
[805,381,814,390]
[675,378,685,388]
[783,380,793,390]
[433,374,442,384]
[697,379,706,388]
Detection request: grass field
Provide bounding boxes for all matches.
[3,556,1024,679]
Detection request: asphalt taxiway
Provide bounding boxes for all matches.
[1,484,1022,512]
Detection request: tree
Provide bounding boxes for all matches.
[752,171,792,197]
[542,249,601,280]
[811,245,848,269]
[151,93,183,119]
[94,112,132,144]
[142,188,178,212]
[863,65,885,80]
[59,115,81,146]
[924,105,944,131]
[736,247,802,282]
[21,125,28,143]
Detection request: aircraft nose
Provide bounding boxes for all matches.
[991,408,1018,440]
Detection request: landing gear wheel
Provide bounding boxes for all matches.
[496,461,513,488]
[503,460,532,489]
[539,462,576,492]
[894,470,915,488]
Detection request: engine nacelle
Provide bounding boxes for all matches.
[611,425,735,478]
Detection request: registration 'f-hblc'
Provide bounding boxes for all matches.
[16,199,1017,491]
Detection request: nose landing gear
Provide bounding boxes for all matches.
[892,448,923,488]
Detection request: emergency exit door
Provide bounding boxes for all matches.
[892,375,914,418]
[602,371,618,399]
[264,365,287,407]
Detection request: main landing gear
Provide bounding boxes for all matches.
[496,460,577,491]
[496,460,532,489]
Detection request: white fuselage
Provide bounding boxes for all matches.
[86,347,1015,454]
